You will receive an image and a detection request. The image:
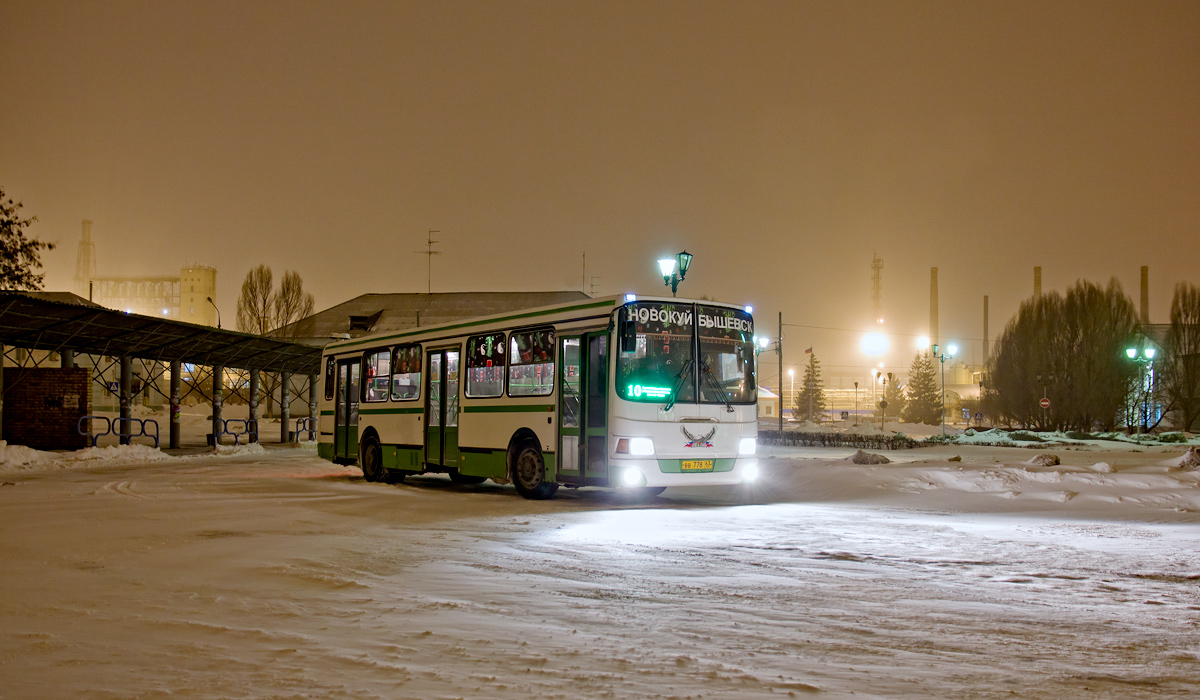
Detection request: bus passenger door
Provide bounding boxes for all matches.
[584,332,609,481]
[557,336,583,484]
[334,359,360,463]
[424,348,460,469]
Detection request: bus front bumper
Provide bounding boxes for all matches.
[612,458,760,488]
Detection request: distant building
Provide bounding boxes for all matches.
[273,291,593,343]
[73,220,218,325]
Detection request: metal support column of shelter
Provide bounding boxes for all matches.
[248,370,259,443]
[120,356,132,445]
[212,364,223,447]
[280,371,291,443]
[60,350,74,369]
[0,343,5,438]
[308,374,318,441]
[169,359,181,449]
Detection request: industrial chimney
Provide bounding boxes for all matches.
[930,267,939,347]
[983,295,989,365]
[1140,266,1149,325]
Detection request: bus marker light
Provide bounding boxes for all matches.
[742,462,760,482]
[622,467,646,487]
[624,293,637,302]
[739,437,757,455]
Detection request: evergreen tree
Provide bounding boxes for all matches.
[793,353,827,423]
[0,187,54,290]
[876,376,907,421]
[902,351,942,425]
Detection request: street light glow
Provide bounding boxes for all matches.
[917,336,929,349]
[658,258,676,277]
[860,332,888,356]
[946,344,958,357]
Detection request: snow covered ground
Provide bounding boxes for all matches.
[2,440,1198,699]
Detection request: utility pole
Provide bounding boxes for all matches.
[778,311,783,434]
[416,230,440,294]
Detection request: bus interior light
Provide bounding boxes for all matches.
[739,437,757,455]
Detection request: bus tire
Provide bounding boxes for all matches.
[512,441,558,500]
[360,436,385,483]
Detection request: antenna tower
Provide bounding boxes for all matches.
[415,230,440,294]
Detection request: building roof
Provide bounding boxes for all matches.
[274,291,592,340]
[0,292,321,374]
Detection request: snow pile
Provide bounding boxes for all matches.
[0,441,48,470]
[1169,446,1200,470]
[1026,453,1061,466]
[215,442,267,456]
[66,444,177,463]
[849,449,890,464]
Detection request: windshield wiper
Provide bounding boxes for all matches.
[700,358,735,413]
[663,357,695,412]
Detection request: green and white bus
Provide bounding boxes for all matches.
[317,294,760,499]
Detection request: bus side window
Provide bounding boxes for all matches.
[324,357,335,401]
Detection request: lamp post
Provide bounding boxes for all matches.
[853,381,859,426]
[788,368,794,423]
[206,296,221,329]
[932,343,957,438]
[1125,345,1156,435]
[657,250,693,297]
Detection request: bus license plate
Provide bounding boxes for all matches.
[681,460,713,471]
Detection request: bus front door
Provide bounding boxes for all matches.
[557,333,608,485]
[424,348,461,469]
[334,359,360,463]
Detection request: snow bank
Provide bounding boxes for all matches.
[0,441,47,470]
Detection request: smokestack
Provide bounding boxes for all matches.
[1034,266,1042,298]
[1140,266,1149,325]
[983,295,989,365]
[930,267,939,347]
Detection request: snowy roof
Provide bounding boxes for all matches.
[273,291,591,339]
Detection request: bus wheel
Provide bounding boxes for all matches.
[360,437,385,483]
[449,469,486,485]
[512,442,558,500]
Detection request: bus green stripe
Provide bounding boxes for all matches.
[320,410,335,416]
[332,299,617,350]
[463,404,554,413]
[360,406,424,415]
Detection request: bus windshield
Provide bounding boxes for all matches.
[617,301,695,403]
[697,304,756,404]
[617,302,757,405]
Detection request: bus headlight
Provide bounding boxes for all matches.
[739,437,757,455]
[622,467,646,487]
[742,462,759,482]
[629,437,655,456]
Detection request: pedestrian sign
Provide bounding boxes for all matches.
[107,381,119,393]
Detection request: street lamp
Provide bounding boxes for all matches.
[1125,345,1155,435]
[206,296,221,329]
[657,250,693,297]
[853,381,859,426]
[932,343,957,438]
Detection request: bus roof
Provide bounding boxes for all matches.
[324,294,753,352]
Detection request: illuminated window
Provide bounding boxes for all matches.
[390,344,421,401]
[361,350,390,402]
[508,328,555,397]
[466,332,506,398]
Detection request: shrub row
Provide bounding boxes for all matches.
[759,430,919,451]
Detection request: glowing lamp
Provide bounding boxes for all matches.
[1126,348,1137,359]
[658,258,677,280]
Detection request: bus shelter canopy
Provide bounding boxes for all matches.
[0,292,321,374]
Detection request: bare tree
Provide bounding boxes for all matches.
[989,279,1137,432]
[1162,283,1200,431]
[235,265,316,416]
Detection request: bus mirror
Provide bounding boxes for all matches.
[620,319,637,352]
